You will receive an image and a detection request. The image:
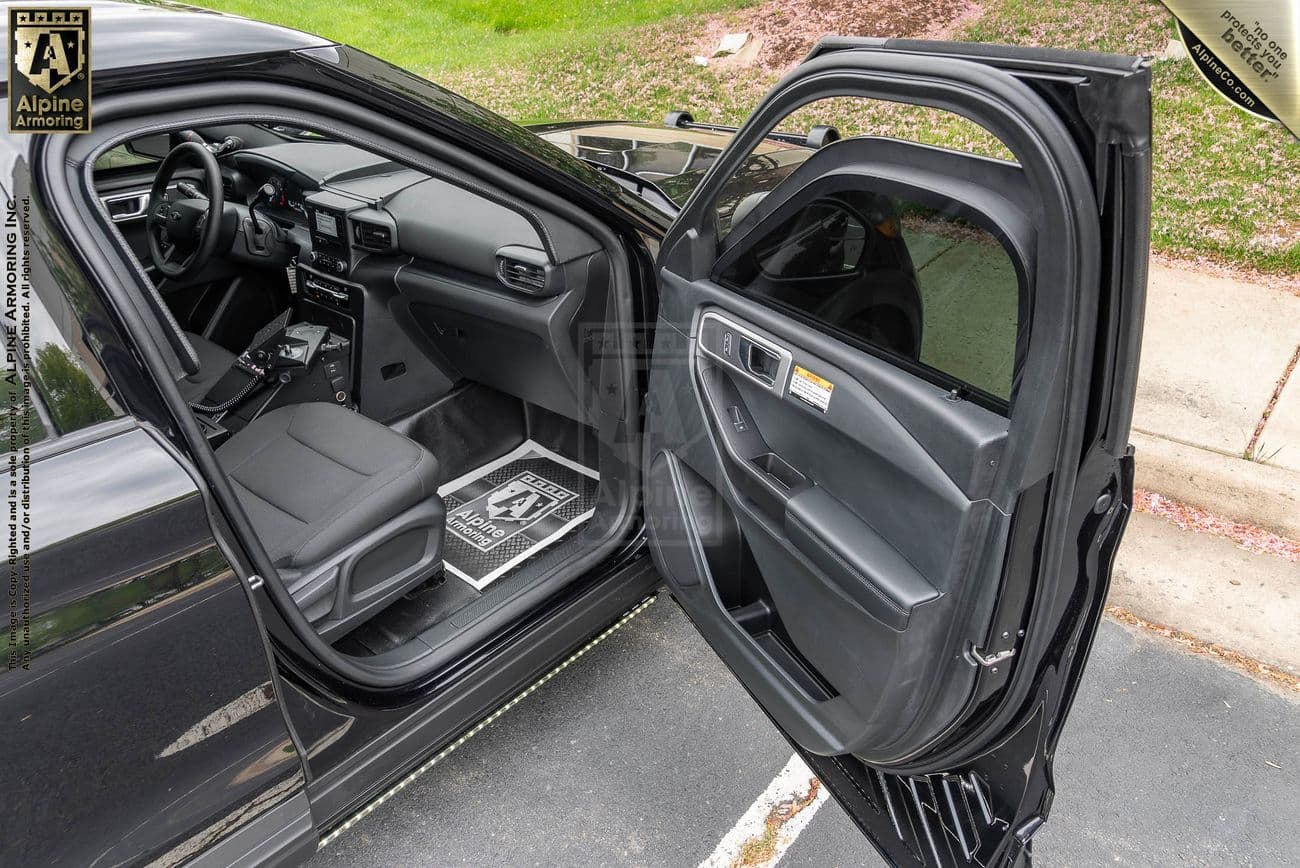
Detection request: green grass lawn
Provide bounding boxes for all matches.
[202,0,753,73]
[200,0,1298,278]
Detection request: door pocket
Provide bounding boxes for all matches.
[647,450,838,701]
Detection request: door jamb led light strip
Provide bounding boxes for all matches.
[318,594,658,849]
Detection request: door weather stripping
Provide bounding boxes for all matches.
[317,594,658,849]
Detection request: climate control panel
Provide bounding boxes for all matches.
[308,250,349,275]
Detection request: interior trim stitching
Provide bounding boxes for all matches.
[229,479,312,529]
[282,425,372,481]
[219,407,297,476]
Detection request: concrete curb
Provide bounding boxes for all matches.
[1107,511,1300,678]
[1131,429,1300,540]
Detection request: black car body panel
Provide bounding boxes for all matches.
[1,424,310,865]
[0,0,330,86]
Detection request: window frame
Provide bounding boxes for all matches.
[712,160,1032,414]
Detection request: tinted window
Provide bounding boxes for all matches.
[92,143,158,172]
[7,194,122,442]
[1,374,48,454]
[718,191,1021,401]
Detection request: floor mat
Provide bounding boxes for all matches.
[439,440,599,590]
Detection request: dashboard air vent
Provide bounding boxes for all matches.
[497,257,548,294]
[495,246,559,296]
[352,219,393,250]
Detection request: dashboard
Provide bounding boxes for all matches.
[210,137,607,425]
[262,173,307,220]
[222,141,550,270]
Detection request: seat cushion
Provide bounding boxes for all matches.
[178,331,236,403]
[216,403,440,568]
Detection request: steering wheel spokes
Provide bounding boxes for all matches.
[146,141,224,280]
[156,235,194,272]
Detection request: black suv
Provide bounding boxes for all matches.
[1,3,1150,865]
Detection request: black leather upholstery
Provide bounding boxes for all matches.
[216,402,440,568]
[177,331,236,403]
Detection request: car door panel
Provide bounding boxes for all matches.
[648,274,1013,759]
[645,37,1149,867]
[0,423,313,866]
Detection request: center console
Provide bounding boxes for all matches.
[304,190,356,277]
[296,189,404,413]
[304,188,400,278]
[294,190,371,406]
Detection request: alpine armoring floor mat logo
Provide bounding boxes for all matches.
[451,471,577,552]
[439,441,599,590]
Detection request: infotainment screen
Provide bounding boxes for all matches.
[314,210,339,238]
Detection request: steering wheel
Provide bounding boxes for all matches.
[146,141,224,281]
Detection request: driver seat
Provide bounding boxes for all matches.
[177,331,235,403]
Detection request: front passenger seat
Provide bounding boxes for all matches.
[216,402,444,639]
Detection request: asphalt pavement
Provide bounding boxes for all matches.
[310,594,1300,867]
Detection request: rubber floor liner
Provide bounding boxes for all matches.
[438,440,599,589]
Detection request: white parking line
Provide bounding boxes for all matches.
[699,753,829,868]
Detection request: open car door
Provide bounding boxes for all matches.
[643,39,1151,867]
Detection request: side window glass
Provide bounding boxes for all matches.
[28,341,117,433]
[5,193,122,446]
[92,144,158,172]
[1,374,48,454]
[712,100,1024,405]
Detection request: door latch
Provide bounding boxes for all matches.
[967,643,1016,667]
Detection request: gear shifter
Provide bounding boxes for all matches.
[248,182,276,234]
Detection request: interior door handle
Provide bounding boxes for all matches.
[698,311,791,392]
[741,338,781,386]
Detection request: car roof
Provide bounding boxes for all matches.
[0,0,331,83]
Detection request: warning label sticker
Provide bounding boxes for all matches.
[789,364,833,412]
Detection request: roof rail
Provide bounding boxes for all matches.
[662,111,840,149]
